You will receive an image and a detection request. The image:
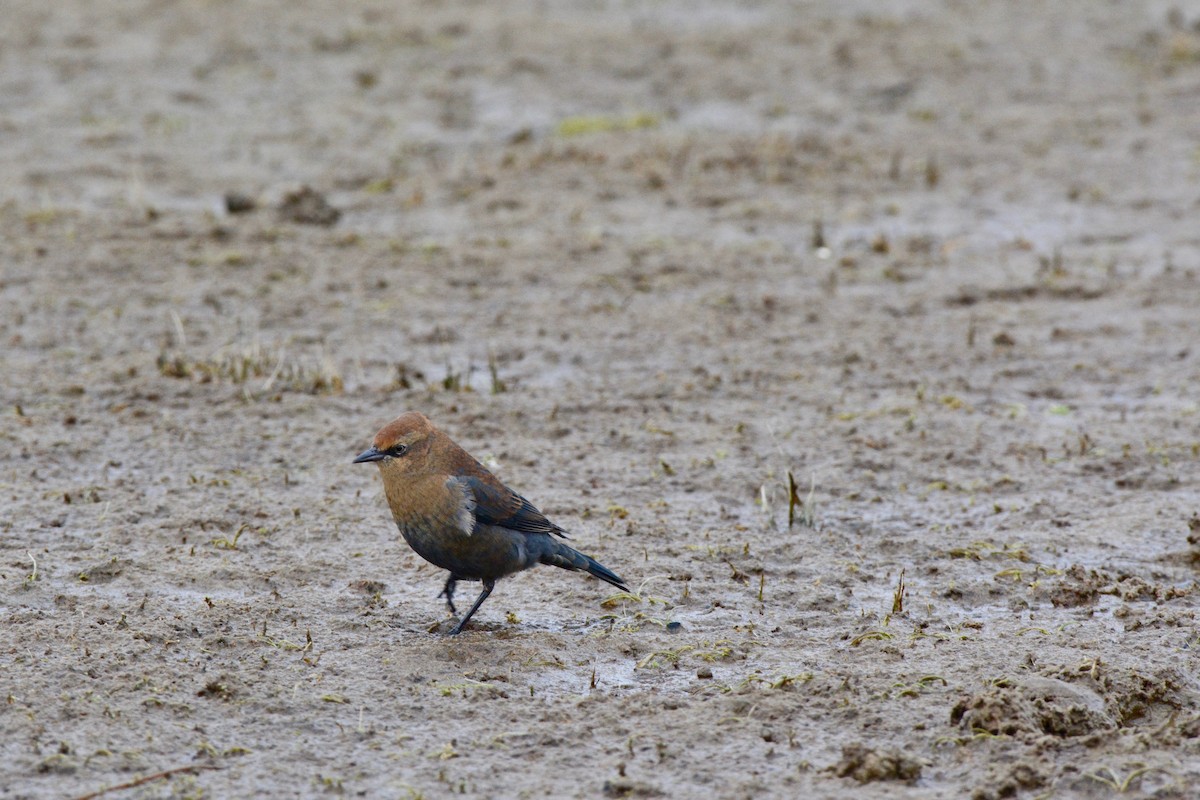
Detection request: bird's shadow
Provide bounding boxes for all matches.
[384,612,597,637]
[425,617,504,636]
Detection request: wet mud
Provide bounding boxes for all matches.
[2,2,1200,798]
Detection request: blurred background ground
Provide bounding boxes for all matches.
[2,1,1200,797]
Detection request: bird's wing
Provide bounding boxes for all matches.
[450,475,570,539]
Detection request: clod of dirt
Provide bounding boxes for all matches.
[1112,466,1181,490]
[1069,665,1192,728]
[832,742,922,784]
[1184,514,1200,563]
[224,191,257,214]
[602,779,664,798]
[1179,717,1200,740]
[1048,565,1102,607]
[1046,564,1193,607]
[277,186,340,226]
[951,676,1113,738]
[970,758,1048,800]
[348,579,388,595]
[197,675,238,701]
[77,558,123,583]
[36,754,78,775]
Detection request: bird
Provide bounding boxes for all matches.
[353,411,629,634]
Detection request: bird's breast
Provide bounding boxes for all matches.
[381,472,531,579]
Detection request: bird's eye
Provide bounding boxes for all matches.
[389,444,408,457]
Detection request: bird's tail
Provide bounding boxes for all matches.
[540,540,629,592]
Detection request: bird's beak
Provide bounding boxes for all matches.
[353,446,385,464]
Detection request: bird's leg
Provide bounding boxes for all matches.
[438,575,459,614]
[448,579,495,635]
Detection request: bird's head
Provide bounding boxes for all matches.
[353,411,437,474]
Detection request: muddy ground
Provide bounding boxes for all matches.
[3,1,1200,798]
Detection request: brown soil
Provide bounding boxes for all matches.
[3,2,1200,798]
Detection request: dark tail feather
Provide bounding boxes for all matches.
[541,541,629,592]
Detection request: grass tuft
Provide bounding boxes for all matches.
[158,342,343,395]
